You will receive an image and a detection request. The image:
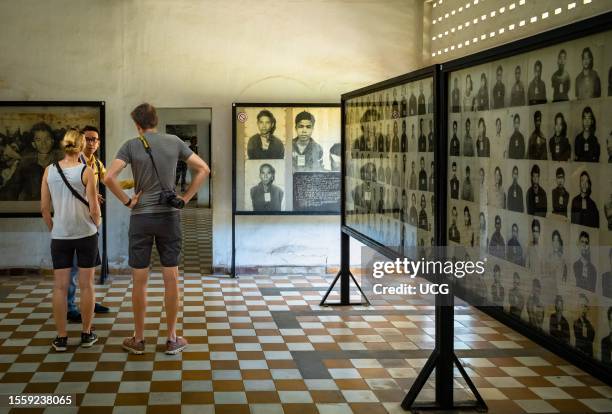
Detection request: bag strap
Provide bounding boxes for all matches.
[137,135,169,191]
[54,162,89,208]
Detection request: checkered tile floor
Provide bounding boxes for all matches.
[0,209,611,413]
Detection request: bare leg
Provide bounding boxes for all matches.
[162,266,180,341]
[53,269,71,337]
[78,267,96,333]
[132,268,149,342]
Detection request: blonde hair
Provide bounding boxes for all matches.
[61,128,84,155]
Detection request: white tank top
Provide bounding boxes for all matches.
[47,163,97,240]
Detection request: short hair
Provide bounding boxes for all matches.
[581,47,594,70]
[496,65,503,74]
[558,49,566,58]
[533,111,541,122]
[259,163,275,177]
[531,219,540,231]
[579,170,592,196]
[512,165,519,174]
[582,106,597,133]
[61,128,84,155]
[512,223,518,231]
[531,164,540,176]
[513,113,520,123]
[258,110,277,134]
[579,231,589,241]
[82,125,99,134]
[130,103,158,129]
[534,60,542,71]
[31,121,53,138]
[452,161,457,168]
[453,120,457,128]
[295,111,315,126]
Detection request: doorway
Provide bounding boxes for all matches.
[156,107,212,274]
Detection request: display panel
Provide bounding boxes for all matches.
[0,102,105,215]
[446,29,612,367]
[344,76,436,256]
[234,104,341,213]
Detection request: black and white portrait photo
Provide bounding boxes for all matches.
[246,161,285,211]
[238,105,340,213]
[0,103,102,214]
[510,65,526,107]
[551,49,570,102]
[570,170,599,228]
[574,106,600,163]
[492,65,506,109]
[549,112,571,161]
[508,113,525,159]
[247,109,285,160]
[573,231,597,292]
[528,60,547,105]
[575,47,601,99]
[551,167,570,216]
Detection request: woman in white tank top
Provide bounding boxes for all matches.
[40,128,101,351]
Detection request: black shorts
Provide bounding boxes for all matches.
[128,212,182,269]
[51,234,100,269]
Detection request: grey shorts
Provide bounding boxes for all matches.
[128,212,181,268]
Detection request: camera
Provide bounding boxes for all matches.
[159,190,185,209]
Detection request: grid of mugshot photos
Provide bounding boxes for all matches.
[235,106,341,212]
[447,29,612,366]
[344,77,436,257]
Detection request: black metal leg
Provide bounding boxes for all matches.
[348,272,370,305]
[319,271,342,305]
[401,349,440,409]
[454,354,488,412]
[319,270,370,306]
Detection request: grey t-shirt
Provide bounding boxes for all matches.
[116,132,193,215]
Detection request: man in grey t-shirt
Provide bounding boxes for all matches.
[104,103,210,355]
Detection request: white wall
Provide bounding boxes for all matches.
[0,0,423,272]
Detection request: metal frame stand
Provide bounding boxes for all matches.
[401,282,487,412]
[320,232,370,306]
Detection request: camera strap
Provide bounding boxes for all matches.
[54,161,89,208]
[137,134,168,191]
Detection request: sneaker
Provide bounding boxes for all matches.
[80,330,98,348]
[52,336,68,352]
[94,303,110,314]
[165,337,188,355]
[122,337,145,354]
[67,310,82,323]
